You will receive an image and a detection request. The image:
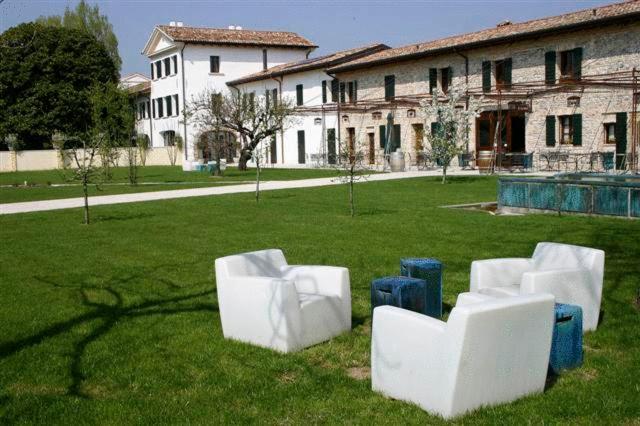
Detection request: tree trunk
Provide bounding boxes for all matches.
[349,175,354,217]
[442,165,447,184]
[238,149,252,171]
[255,159,261,202]
[82,178,90,225]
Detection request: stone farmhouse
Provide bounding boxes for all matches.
[132,1,640,172]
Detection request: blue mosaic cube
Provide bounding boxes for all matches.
[400,258,443,319]
[550,303,583,373]
[371,276,426,314]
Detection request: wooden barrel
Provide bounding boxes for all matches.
[477,151,494,174]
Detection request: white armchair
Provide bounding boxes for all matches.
[215,249,351,353]
[470,242,604,331]
[372,293,555,419]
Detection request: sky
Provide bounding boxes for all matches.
[1,0,614,77]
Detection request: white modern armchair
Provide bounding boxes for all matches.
[371,293,555,419]
[470,242,604,331]
[215,249,351,353]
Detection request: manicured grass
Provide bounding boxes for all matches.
[0,176,638,424]
[0,166,341,203]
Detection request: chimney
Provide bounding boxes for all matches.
[169,21,176,27]
[177,21,184,27]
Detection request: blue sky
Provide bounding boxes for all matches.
[1,0,612,77]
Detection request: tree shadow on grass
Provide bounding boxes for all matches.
[0,272,217,399]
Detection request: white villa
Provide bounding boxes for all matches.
[132,22,317,168]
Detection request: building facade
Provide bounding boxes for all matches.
[138,23,316,168]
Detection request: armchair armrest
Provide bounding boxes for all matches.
[280,265,350,300]
[470,258,532,292]
[371,306,447,409]
[521,268,592,296]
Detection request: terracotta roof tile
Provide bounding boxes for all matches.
[227,43,390,85]
[329,0,640,73]
[158,25,317,49]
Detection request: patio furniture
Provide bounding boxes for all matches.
[470,242,604,331]
[371,276,426,314]
[371,293,555,419]
[400,258,442,318]
[550,303,583,373]
[215,249,351,353]
[457,153,475,170]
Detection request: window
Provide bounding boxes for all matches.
[155,61,162,79]
[429,68,437,94]
[559,115,573,144]
[604,123,616,144]
[347,81,357,103]
[560,48,582,81]
[172,55,178,75]
[495,58,512,89]
[330,79,339,102]
[384,75,395,101]
[296,84,303,106]
[262,49,268,70]
[165,96,172,117]
[210,56,220,73]
[164,58,171,76]
[162,130,175,147]
[157,98,164,118]
[339,82,346,104]
[321,80,327,104]
[297,130,305,164]
[173,94,179,116]
[440,67,451,94]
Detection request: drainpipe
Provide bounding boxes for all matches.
[180,43,188,160]
[271,76,284,164]
[455,49,471,155]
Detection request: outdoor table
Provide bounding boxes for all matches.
[400,258,443,319]
[371,276,426,315]
[550,303,583,373]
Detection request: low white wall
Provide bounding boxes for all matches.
[0,147,183,172]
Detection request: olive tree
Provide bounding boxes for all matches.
[421,86,482,183]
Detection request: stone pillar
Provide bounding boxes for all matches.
[5,134,18,172]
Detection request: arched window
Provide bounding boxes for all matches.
[161,130,176,147]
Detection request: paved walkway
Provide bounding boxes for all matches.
[0,170,548,215]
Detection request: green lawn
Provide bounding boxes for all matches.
[0,166,341,203]
[1,176,638,424]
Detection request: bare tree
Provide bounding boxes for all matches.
[421,86,482,183]
[167,134,183,167]
[184,89,296,171]
[333,137,370,217]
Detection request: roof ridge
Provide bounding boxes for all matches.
[157,24,302,35]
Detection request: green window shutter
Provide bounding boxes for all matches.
[339,82,346,103]
[321,81,327,104]
[572,114,582,146]
[392,124,401,151]
[379,125,386,148]
[573,47,583,79]
[296,84,303,106]
[354,81,358,102]
[429,68,437,94]
[504,58,512,88]
[482,61,491,92]
[545,51,556,85]
[447,67,453,87]
[297,130,306,164]
[385,75,395,100]
[431,122,442,137]
[546,115,556,146]
[331,79,339,102]
[615,112,628,152]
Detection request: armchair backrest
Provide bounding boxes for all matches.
[445,293,555,414]
[215,249,288,279]
[532,242,604,281]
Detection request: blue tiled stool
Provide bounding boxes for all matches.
[371,276,426,314]
[400,258,443,319]
[550,303,583,373]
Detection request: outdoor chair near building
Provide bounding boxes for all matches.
[214,249,351,353]
[469,242,604,332]
[371,293,555,419]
